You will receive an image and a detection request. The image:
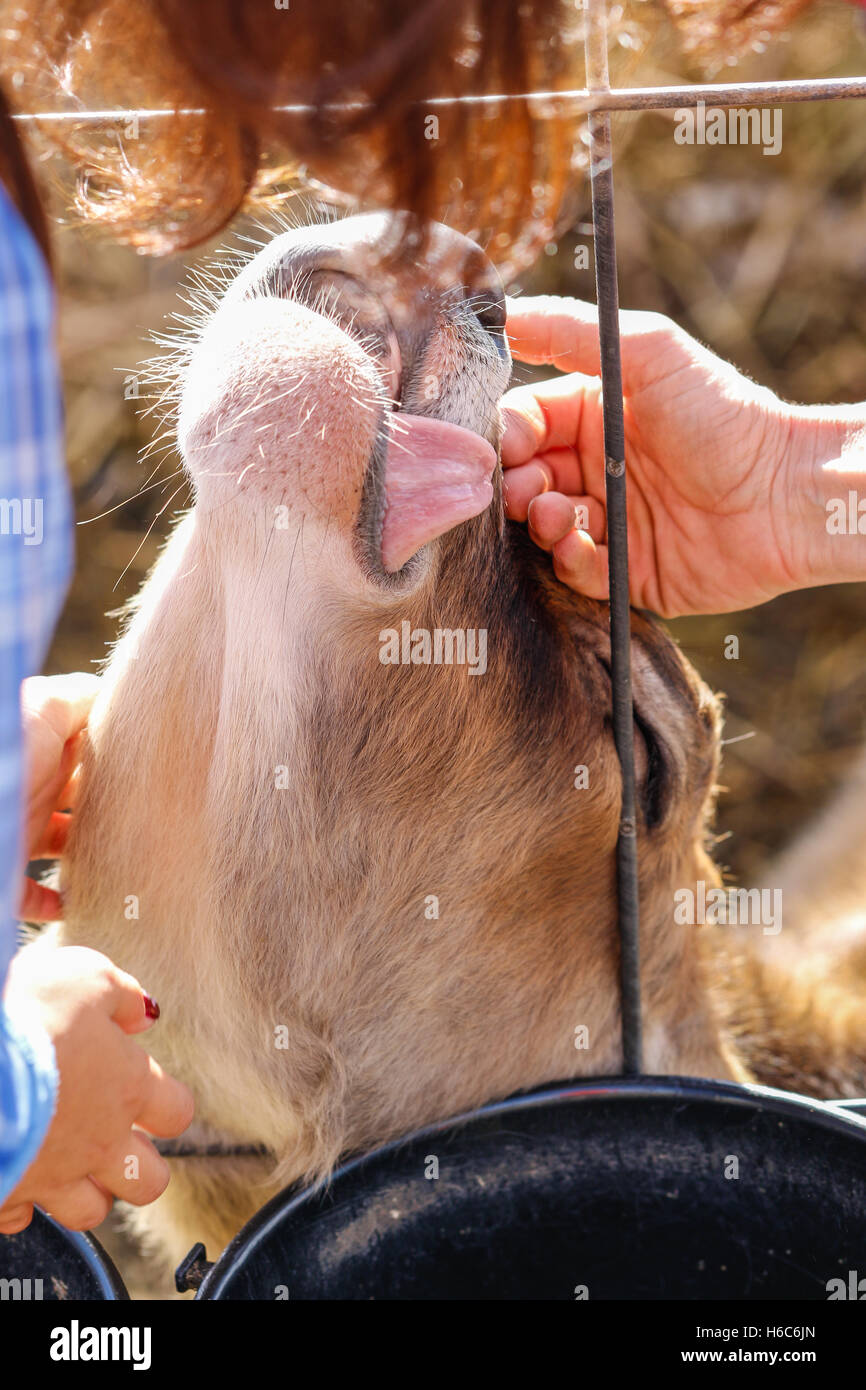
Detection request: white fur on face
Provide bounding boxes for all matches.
[174,214,511,597]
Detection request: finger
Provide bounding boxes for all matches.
[42,1177,112,1232]
[18,877,62,924]
[21,673,100,746]
[501,390,549,468]
[53,737,85,811]
[502,459,554,521]
[502,445,586,516]
[501,374,603,471]
[41,735,83,813]
[527,492,607,548]
[551,529,611,601]
[101,962,162,1035]
[0,1203,34,1234]
[29,809,72,859]
[56,765,82,813]
[135,1057,195,1139]
[527,492,582,551]
[506,295,603,374]
[91,1131,170,1207]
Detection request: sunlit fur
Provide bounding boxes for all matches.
[33,211,866,1280]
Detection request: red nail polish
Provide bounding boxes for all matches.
[143,994,160,1021]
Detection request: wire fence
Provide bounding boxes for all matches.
[9,75,866,122]
[15,5,866,1077]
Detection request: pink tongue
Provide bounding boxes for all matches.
[380,413,497,572]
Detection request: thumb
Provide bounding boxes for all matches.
[21,672,101,745]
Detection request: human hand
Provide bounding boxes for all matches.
[0,946,194,1234]
[501,296,850,617]
[19,673,100,923]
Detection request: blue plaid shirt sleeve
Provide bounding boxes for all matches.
[0,184,72,1202]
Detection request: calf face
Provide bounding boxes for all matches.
[52,214,739,1265]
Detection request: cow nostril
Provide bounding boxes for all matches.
[470,294,507,334]
[283,267,403,407]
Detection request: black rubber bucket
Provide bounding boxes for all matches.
[5,1076,866,1300]
[0,1210,127,1300]
[188,1076,866,1301]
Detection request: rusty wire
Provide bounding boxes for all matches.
[9,75,866,122]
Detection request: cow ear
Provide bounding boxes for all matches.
[628,619,721,837]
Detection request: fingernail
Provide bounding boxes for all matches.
[143,994,160,1021]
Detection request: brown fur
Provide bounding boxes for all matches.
[31,216,866,1276]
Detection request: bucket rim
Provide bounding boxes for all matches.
[195,1073,866,1299]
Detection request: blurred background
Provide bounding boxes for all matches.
[29,1,866,885]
